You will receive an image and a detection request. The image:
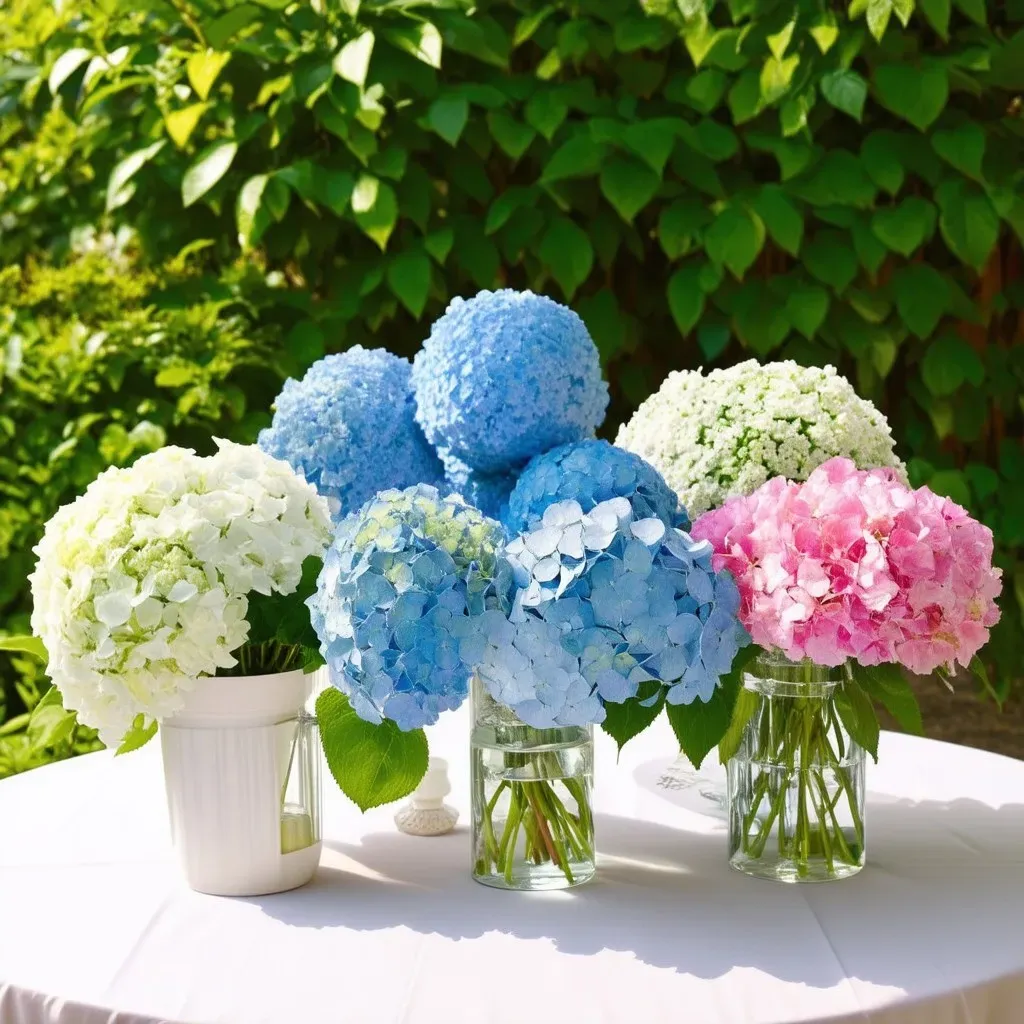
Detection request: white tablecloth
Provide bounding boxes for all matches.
[1,707,1023,1024]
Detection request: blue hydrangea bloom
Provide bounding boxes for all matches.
[442,451,518,523]
[411,290,609,475]
[259,347,443,521]
[505,439,689,536]
[308,485,508,732]
[475,498,749,729]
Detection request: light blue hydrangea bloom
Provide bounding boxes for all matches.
[504,439,688,535]
[308,485,508,732]
[475,498,749,729]
[259,347,443,521]
[411,290,609,475]
[442,451,518,523]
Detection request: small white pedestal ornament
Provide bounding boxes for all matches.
[161,670,322,896]
[394,758,459,836]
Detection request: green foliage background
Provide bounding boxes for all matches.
[1,0,1022,772]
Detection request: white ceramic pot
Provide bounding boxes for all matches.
[161,670,322,896]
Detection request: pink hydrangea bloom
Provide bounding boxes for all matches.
[691,458,1002,674]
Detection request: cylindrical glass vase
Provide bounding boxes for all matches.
[471,677,595,890]
[727,651,865,883]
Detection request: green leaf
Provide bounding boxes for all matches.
[861,132,905,195]
[809,11,840,53]
[871,197,937,256]
[667,266,706,334]
[28,699,78,750]
[658,197,711,259]
[698,322,731,360]
[969,655,1001,706]
[316,689,428,812]
[893,263,949,337]
[428,94,469,146]
[165,103,209,149]
[513,5,555,46]
[821,69,867,122]
[49,47,91,93]
[335,30,374,88]
[187,50,231,101]
[182,140,237,208]
[541,135,604,183]
[578,291,628,363]
[931,123,985,182]
[600,682,666,753]
[386,250,431,318]
[728,68,764,125]
[115,714,158,756]
[106,141,165,212]
[717,685,757,764]
[623,120,679,175]
[0,636,47,660]
[689,120,739,162]
[524,90,568,140]
[852,217,888,276]
[539,215,593,299]
[487,111,535,160]
[236,173,270,248]
[834,678,880,762]
[865,0,912,40]
[760,54,800,105]
[600,156,660,223]
[780,92,813,137]
[352,174,398,250]
[793,150,877,210]
[384,21,442,69]
[665,666,741,771]
[685,69,729,113]
[424,227,454,263]
[767,19,795,59]
[752,185,802,256]
[918,0,950,37]
[921,332,984,395]
[954,0,986,25]
[485,186,536,234]
[874,63,948,132]
[785,284,831,338]
[852,664,924,736]
[703,205,765,280]
[935,179,999,271]
[803,234,859,292]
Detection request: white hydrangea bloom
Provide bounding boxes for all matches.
[616,360,903,517]
[29,440,332,747]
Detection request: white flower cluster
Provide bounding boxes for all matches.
[29,440,332,747]
[616,360,903,516]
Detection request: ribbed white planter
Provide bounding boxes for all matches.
[161,670,322,897]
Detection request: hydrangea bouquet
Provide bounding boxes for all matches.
[617,360,903,516]
[693,457,1002,881]
[29,440,332,749]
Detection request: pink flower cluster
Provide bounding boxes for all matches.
[691,458,1002,675]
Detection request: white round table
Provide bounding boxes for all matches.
[1,708,1023,1024]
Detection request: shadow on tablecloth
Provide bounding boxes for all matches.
[243,796,1024,1004]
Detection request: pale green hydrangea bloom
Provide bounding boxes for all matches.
[29,440,332,746]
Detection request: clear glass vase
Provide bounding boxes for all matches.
[727,651,865,883]
[471,677,595,890]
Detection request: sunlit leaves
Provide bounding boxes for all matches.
[187,50,231,101]
[352,173,398,250]
[334,30,374,88]
[106,141,165,211]
[165,103,208,148]
[182,140,237,207]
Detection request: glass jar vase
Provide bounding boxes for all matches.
[471,677,595,890]
[727,651,865,883]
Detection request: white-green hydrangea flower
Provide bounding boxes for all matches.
[29,440,332,747]
[616,360,904,516]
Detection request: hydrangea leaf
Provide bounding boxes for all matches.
[665,665,741,770]
[600,681,665,754]
[833,677,880,762]
[0,635,48,660]
[113,714,158,756]
[851,663,923,736]
[317,688,428,811]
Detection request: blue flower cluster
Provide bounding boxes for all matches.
[259,348,443,521]
[411,290,609,475]
[307,485,508,732]
[475,498,749,729]
[505,439,688,535]
[442,452,518,522]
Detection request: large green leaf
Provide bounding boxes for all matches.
[49,47,92,94]
[667,265,705,334]
[874,64,949,131]
[834,678,880,762]
[165,103,209,149]
[0,636,47,660]
[383,21,442,69]
[918,0,951,37]
[851,664,924,736]
[182,140,238,208]
[600,682,666,753]
[106,141,165,212]
[665,661,743,771]
[931,123,985,182]
[752,185,803,256]
[187,50,231,101]
[785,284,831,339]
[541,136,604,183]
[658,197,711,258]
[428,94,469,146]
[316,689,428,812]
[539,215,593,299]
[935,180,999,270]
[892,263,949,338]
[386,249,431,318]
[352,174,398,250]
[803,234,859,293]
[861,132,905,195]
[487,111,535,160]
[115,714,158,756]
[820,69,867,121]
[871,197,937,256]
[703,205,765,279]
[599,156,660,223]
[334,30,374,88]
[920,332,984,396]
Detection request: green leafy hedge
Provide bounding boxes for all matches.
[1,0,1022,754]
